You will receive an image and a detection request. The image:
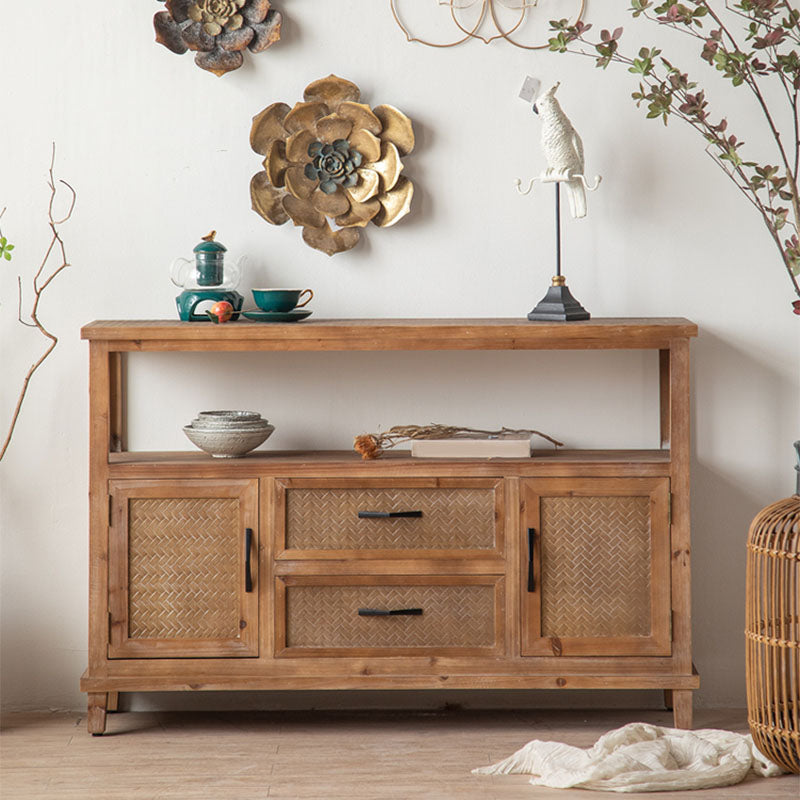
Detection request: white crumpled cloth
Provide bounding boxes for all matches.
[473,722,784,792]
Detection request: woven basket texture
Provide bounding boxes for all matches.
[540,495,652,638]
[127,497,241,640]
[746,494,800,774]
[286,584,495,649]
[286,487,495,550]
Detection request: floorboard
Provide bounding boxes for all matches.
[2,708,797,799]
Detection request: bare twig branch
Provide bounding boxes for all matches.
[16,276,36,329]
[0,145,76,462]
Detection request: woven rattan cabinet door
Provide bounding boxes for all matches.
[108,480,259,658]
[521,478,671,657]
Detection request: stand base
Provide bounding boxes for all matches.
[527,281,590,321]
[175,290,244,322]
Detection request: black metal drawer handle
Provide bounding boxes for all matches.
[358,607,423,616]
[244,528,253,593]
[527,527,536,593]
[357,510,423,519]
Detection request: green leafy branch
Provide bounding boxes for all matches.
[549,0,800,306]
[0,225,14,262]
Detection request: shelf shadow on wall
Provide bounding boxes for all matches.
[689,327,797,706]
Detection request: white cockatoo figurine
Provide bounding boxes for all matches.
[533,82,587,218]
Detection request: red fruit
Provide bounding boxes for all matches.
[793,300,800,316]
[209,300,234,323]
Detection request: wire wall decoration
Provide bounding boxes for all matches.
[390,0,585,50]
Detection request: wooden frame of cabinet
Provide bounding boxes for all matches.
[81,318,699,735]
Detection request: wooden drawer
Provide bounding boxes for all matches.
[275,575,504,657]
[274,478,504,559]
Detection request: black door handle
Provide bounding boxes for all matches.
[358,608,423,616]
[527,527,536,592]
[357,510,423,519]
[244,528,253,593]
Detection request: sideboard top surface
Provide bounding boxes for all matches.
[81,318,698,351]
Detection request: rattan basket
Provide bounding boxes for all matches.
[745,442,800,773]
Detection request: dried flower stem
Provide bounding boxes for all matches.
[354,424,563,459]
[0,145,76,462]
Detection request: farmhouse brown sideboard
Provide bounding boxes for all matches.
[80,318,699,735]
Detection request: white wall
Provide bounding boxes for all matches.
[1,1,797,712]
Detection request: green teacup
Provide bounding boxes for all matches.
[252,288,313,313]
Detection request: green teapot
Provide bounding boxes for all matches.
[171,231,245,322]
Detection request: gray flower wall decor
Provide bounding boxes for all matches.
[154,0,282,76]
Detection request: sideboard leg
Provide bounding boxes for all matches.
[107,691,120,712]
[672,690,693,729]
[87,693,108,735]
[663,689,673,710]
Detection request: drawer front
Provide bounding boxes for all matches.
[276,576,504,656]
[278,479,502,556]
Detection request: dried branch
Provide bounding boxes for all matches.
[354,424,564,460]
[0,145,76,462]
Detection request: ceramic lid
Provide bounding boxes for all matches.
[193,230,227,254]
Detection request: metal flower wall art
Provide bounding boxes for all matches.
[154,0,282,76]
[390,0,585,50]
[250,75,415,256]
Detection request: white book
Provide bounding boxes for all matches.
[410,436,531,459]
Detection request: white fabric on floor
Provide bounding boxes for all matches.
[473,722,784,792]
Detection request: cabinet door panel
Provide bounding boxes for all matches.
[521,478,671,657]
[108,480,259,658]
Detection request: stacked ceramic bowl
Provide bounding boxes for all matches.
[183,411,274,458]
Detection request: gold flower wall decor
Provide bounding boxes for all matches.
[249,75,415,256]
[154,0,281,76]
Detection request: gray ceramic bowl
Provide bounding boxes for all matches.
[183,422,274,458]
[193,411,267,429]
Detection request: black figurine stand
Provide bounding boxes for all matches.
[528,183,590,321]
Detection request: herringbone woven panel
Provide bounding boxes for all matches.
[286,584,495,648]
[128,498,240,640]
[286,488,495,550]
[540,496,652,638]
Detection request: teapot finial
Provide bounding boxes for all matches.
[202,230,217,242]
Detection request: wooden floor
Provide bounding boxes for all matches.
[2,707,797,799]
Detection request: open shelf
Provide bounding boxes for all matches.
[107,448,672,478]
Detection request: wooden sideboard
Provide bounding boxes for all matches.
[80,318,699,734]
